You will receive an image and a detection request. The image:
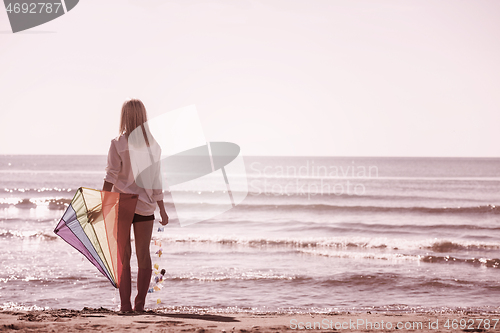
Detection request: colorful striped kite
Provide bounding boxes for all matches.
[54,187,138,288]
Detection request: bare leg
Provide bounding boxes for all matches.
[133,220,154,270]
[133,220,154,311]
[118,227,132,312]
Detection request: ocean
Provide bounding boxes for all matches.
[0,155,499,313]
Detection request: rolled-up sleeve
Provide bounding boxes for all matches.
[104,140,121,184]
[152,188,163,202]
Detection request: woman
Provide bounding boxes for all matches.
[103,98,169,313]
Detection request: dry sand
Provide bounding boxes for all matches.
[1,308,500,332]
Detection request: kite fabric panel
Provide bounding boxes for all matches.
[54,187,138,288]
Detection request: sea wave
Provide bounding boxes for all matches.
[233,203,500,215]
[2,222,497,256]
[153,304,500,315]
[0,229,58,240]
[165,271,302,282]
[299,249,500,268]
[0,198,71,209]
[297,222,500,235]
[154,235,500,253]
[1,194,498,217]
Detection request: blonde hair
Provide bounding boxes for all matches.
[119,99,148,135]
[119,98,151,146]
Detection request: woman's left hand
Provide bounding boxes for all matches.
[159,209,169,226]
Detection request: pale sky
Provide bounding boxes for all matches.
[0,0,499,157]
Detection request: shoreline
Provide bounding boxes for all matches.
[2,308,500,332]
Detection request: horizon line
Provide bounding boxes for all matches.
[1,154,499,159]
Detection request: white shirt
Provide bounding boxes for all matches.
[104,134,163,216]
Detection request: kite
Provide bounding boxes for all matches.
[54,187,138,288]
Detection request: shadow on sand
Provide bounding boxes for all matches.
[119,310,240,323]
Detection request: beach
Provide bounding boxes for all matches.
[2,308,500,332]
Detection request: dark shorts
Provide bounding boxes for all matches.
[132,213,154,223]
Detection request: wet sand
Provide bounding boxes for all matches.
[1,308,500,332]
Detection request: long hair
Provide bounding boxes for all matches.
[120,99,162,190]
[119,99,150,146]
